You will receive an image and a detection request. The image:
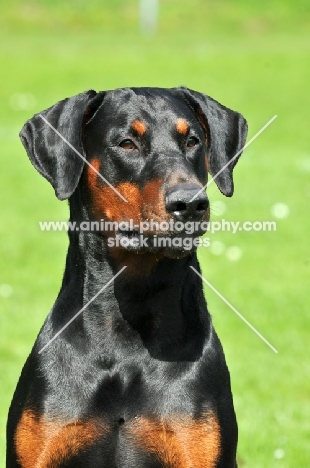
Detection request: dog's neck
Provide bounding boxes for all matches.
[56,192,209,360]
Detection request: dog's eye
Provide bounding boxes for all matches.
[187,136,199,148]
[119,139,138,150]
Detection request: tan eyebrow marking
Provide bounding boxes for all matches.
[131,120,147,135]
[176,119,189,135]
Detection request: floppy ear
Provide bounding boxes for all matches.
[19,90,101,200]
[177,87,248,197]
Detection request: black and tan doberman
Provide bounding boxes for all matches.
[7,87,247,467]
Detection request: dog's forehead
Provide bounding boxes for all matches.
[97,88,197,128]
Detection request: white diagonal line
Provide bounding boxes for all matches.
[39,115,128,202]
[190,115,277,201]
[190,266,278,353]
[38,266,127,354]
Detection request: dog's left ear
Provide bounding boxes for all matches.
[175,87,248,197]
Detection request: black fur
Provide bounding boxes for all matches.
[7,87,247,467]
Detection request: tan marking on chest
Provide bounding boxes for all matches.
[129,412,221,468]
[15,409,107,468]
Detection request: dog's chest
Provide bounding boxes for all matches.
[92,361,196,418]
[92,365,220,463]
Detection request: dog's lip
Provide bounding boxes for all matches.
[112,229,204,256]
[116,227,208,238]
[114,223,208,255]
[117,228,140,238]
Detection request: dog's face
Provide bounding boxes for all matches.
[83,88,211,257]
[20,87,247,259]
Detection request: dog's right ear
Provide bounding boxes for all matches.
[19,90,105,200]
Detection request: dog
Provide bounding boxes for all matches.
[7,87,247,467]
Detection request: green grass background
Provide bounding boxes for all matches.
[0,1,309,466]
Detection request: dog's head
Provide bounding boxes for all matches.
[20,87,247,259]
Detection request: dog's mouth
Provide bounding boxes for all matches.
[110,224,208,258]
[117,228,140,239]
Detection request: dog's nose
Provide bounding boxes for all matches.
[165,184,209,222]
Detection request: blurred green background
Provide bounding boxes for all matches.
[0,0,309,466]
